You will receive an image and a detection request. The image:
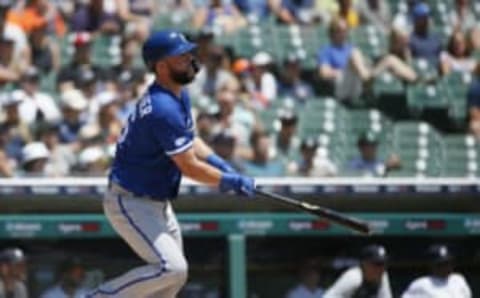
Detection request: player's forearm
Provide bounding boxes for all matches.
[193,138,214,160]
[180,159,222,186]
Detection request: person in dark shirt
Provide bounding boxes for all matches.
[408,3,442,67]
[279,53,314,103]
[70,0,121,34]
[347,132,401,176]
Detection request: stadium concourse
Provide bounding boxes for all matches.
[0,0,479,297]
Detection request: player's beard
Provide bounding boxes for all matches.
[170,67,195,85]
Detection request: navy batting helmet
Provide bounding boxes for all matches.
[360,244,388,263]
[427,244,452,264]
[142,30,197,66]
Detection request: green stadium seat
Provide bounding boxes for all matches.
[443,134,479,177]
[351,25,387,59]
[392,121,445,176]
[407,83,449,112]
[443,72,471,123]
[411,58,439,82]
[92,35,122,67]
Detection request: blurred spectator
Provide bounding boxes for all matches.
[372,29,417,82]
[0,92,32,162]
[347,132,401,176]
[356,0,391,34]
[58,89,88,144]
[290,138,337,177]
[0,248,28,298]
[234,0,281,21]
[78,123,103,149]
[96,91,122,145]
[402,245,472,298]
[196,111,215,141]
[189,45,235,99]
[242,131,284,176]
[211,88,254,147]
[106,37,145,83]
[194,29,215,65]
[76,146,108,176]
[336,0,359,28]
[0,0,31,77]
[41,257,90,298]
[115,70,140,123]
[467,64,480,139]
[285,261,324,298]
[29,21,61,73]
[0,125,15,177]
[468,26,480,52]
[8,0,66,36]
[70,0,121,34]
[317,18,371,102]
[15,66,61,126]
[210,129,243,172]
[278,0,318,24]
[273,109,300,161]
[0,37,19,84]
[0,248,27,284]
[245,51,278,109]
[449,0,476,32]
[19,141,50,176]
[279,53,314,103]
[324,244,392,298]
[440,30,476,76]
[37,124,75,177]
[408,3,442,67]
[115,0,154,40]
[76,68,103,122]
[193,0,247,34]
[48,0,75,20]
[57,32,106,91]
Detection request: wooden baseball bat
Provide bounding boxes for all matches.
[255,188,371,235]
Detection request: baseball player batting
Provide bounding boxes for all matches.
[88,30,255,298]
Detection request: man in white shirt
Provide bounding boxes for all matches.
[15,67,61,126]
[402,244,472,298]
[286,261,324,298]
[246,51,278,110]
[324,244,392,298]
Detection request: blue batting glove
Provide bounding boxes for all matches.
[219,173,255,198]
[207,154,236,173]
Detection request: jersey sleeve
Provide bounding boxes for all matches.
[150,113,194,156]
[324,267,362,298]
[379,272,393,298]
[401,279,427,298]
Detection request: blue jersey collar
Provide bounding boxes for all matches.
[150,82,185,101]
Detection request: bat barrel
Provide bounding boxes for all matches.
[255,188,371,235]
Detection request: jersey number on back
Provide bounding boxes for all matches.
[118,96,152,144]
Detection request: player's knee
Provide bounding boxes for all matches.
[167,256,188,286]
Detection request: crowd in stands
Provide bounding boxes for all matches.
[0,0,479,178]
[1,244,472,297]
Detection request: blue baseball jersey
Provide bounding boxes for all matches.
[109,82,195,200]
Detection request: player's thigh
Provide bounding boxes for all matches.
[165,202,183,251]
[103,191,175,264]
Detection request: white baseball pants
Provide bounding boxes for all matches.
[88,184,187,298]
